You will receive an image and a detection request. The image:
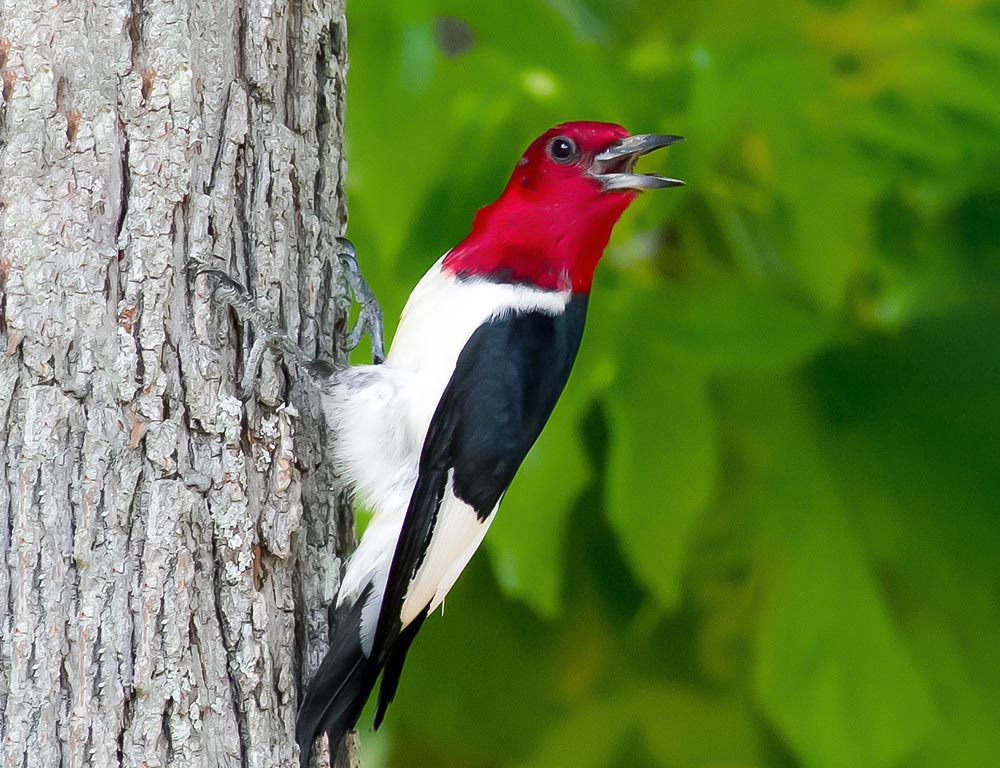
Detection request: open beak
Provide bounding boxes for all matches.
[592,134,685,192]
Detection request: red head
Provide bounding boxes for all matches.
[442,121,683,292]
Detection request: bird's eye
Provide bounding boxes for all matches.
[548,136,578,164]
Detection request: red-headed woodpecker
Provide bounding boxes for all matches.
[295,121,683,766]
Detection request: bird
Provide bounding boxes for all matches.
[294,120,684,767]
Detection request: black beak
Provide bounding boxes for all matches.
[592,134,685,191]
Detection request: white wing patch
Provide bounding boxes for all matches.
[430,506,498,615]
[400,473,499,626]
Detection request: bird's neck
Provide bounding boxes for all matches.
[442,192,630,293]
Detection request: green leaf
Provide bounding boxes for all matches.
[520,682,763,768]
[653,278,836,375]
[487,383,592,618]
[755,514,936,768]
[726,381,937,768]
[813,310,1000,767]
[604,339,716,610]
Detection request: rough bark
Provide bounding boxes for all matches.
[0,1,356,766]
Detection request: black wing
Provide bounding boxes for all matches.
[371,294,589,714]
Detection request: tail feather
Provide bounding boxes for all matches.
[297,586,431,766]
[296,594,378,768]
[373,606,428,730]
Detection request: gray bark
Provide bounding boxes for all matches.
[0,1,356,766]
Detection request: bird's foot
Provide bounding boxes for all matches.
[198,269,313,398]
[336,238,385,365]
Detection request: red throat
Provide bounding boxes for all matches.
[442,191,633,293]
[442,121,639,293]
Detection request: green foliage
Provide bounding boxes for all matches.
[343,1,1000,766]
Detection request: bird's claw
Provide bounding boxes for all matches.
[196,238,382,398]
[336,237,386,365]
[197,267,308,399]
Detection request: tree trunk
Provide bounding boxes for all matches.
[0,1,356,766]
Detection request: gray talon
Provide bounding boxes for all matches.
[336,237,386,365]
[198,239,382,399]
[198,268,312,398]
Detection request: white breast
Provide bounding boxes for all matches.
[387,259,569,445]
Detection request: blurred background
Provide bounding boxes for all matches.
[340,1,1000,766]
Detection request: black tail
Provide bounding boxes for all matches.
[296,596,379,768]
[372,607,427,729]
[297,591,431,766]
